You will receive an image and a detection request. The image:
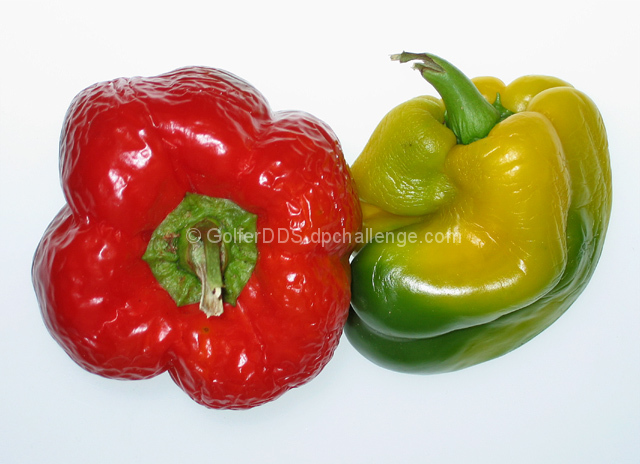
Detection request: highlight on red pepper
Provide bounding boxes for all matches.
[32,66,362,409]
[345,52,612,373]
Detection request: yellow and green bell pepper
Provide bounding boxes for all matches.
[345,52,612,373]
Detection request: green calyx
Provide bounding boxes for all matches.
[391,52,509,144]
[143,193,258,317]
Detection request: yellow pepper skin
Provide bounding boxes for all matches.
[346,53,612,373]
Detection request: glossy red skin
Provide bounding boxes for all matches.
[32,67,361,409]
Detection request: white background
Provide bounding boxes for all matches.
[1,1,638,463]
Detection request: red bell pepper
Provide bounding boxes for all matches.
[32,67,361,409]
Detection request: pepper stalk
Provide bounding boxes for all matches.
[143,193,258,318]
[391,52,511,144]
[183,221,227,317]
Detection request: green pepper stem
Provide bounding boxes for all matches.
[143,193,258,312]
[186,221,227,317]
[391,52,501,144]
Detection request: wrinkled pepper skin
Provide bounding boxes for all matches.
[32,67,361,409]
[346,53,611,373]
